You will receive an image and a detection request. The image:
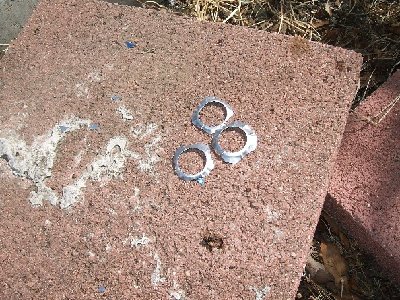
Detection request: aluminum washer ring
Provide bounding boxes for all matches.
[191,96,234,135]
[173,143,214,181]
[211,121,257,164]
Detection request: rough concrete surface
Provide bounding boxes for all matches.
[327,70,400,283]
[0,0,362,299]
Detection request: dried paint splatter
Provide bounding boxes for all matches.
[0,116,162,209]
[250,285,271,300]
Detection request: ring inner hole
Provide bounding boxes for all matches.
[219,128,247,153]
[178,149,207,175]
[199,102,227,127]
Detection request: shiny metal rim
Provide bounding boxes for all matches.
[211,121,257,164]
[191,96,234,135]
[172,143,214,181]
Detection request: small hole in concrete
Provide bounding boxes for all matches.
[336,60,346,72]
[1,154,9,162]
[178,149,206,175]
[218,128,246,153]
[110,145,122,156]
[201,234,224,252]
[200,102,227,127]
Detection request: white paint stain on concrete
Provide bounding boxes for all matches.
[131,123,162,173]
[130,187,142,212]
[124,233,151,248]
[87,70,102,82]
[132,234,151,247]
[117,106,134,121]
[0,117,91,205]
[75,82,89,98]
[1,115,163,209]
[34,135,139,208]
[131,123,158,139]
[151,252,166,287]
[133,187,140,198]
[138,134,161,173]
[250,285,271,300]
[265,205,280,223]
[170,290,186,300]
[170,276,186,300]
[75,70,102,98]
[272,226,284,240]
[108,207,117,216]
[105,243,113,253]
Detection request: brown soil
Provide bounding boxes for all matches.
[298,211,400,300]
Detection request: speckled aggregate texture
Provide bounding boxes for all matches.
[327,70,400,284]
[0,0,362,299]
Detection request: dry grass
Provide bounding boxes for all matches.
[188,0,323,39]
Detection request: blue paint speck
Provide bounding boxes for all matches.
[89,123,100,130]
[125,41,136,49]
[98,285,106,293]
[111,95,122,101]
[196,177,205,186]
[59,125,69,133]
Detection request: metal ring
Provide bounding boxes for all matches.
[211,121,257,164]
[173,143,214,181]
[191,96,234,135]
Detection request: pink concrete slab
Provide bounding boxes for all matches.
[0,0,361,299]
[327,70,400,283]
